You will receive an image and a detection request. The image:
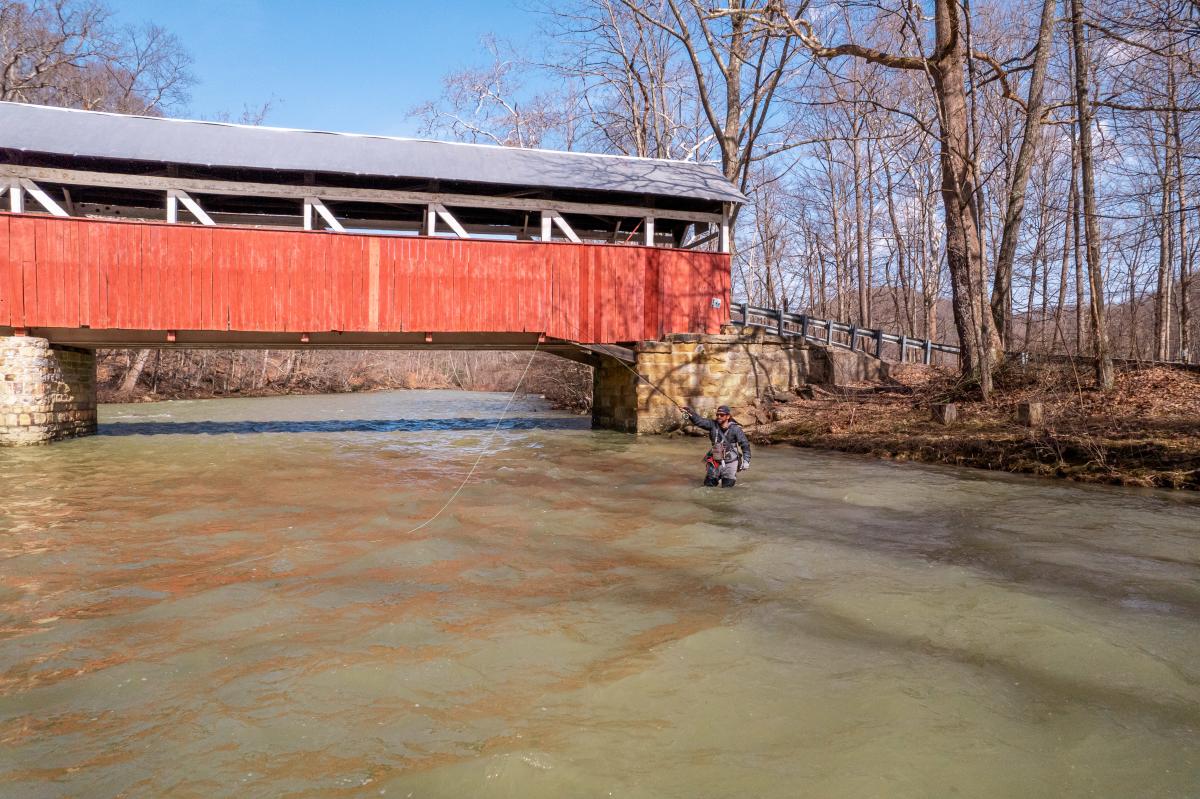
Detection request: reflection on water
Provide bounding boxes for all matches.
[1,390,1198,798]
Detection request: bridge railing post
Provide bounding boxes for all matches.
[875,329,884,358]
[848,324,857,351]
[924,339,933,365]
[799,314,809,341]
[736,301,748,330]
[777,307,786,337]
[825,319,834,346]
[899,334,908,363]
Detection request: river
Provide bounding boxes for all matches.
[1,390,1198,797]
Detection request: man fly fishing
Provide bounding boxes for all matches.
[683,405,751,487]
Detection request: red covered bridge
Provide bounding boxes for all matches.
[0,103,740,362]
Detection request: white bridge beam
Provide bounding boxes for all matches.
[18,179,68,217]
[0,164,723,227]
[540,210,581,244]
[304,197,345,232]
[166,189,215,226]
[4,179,21,213]
[427,203,469,239]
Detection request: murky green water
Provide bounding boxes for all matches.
[1,390,1198,798]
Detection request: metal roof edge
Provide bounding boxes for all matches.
[0,102,748,204]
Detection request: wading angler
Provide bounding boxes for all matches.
[684,405,751,487]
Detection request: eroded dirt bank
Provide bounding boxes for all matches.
[735,363,1200,490]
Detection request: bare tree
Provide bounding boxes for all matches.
[990,0,1057,348]
[1069,0,1114,388]
[410,35,576,149]
[579,0,810,245]
[732,0,1006,390]
[1,0,193,114]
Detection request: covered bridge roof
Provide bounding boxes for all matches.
[0,102,744,205]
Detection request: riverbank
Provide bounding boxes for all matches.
[742,362,1200,490]
[96,350,593,412]
[96,350,1198,488]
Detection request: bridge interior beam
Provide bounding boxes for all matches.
[541,210,581,244]
[429,203,469,238]
[5,178,21,212]
[167,189,215,225]
[18,179,68,217]
[0,164,722,251]
[304,196,344,232]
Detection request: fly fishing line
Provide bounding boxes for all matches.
[27,343,543,608]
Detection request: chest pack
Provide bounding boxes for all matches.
[711,427,733,461]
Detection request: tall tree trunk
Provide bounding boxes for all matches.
[195,350,208,389]
[885,164,914,333]
[826,157,847,320]
[922,170,939,342]
[853,136,869,325]
[818,242,829,318]
[1179,179,1192,363]
[150,349,162,394]
[1155,134,1173,360]
[118,349,152,396]
[932,0,1000,390]
[991,0,1057,348]
[1075,213,1086,354]
[1069,0,1114,389]
[1022,227,1044,352]
[1129,239,1144,360]
[1055,137,1077,347]
[1038,197,1051,350]
[1172,75,1190,362]
[1031,165,1054,351]
[865,136,877,326]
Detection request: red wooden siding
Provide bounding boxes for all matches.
[0,214,730,343]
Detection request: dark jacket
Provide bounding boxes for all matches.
[686,410,751,464]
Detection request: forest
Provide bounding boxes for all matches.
[3,0,1197,405]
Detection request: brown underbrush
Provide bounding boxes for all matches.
[97,349,594,413]
[748,361,1200,490]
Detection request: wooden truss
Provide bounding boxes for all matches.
[0,165,731,253]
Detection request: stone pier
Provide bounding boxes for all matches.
[592,326,891,434]
[0,337,97,446]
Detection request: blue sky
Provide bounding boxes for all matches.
[112,0,538,135]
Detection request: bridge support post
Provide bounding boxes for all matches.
[591,356,641,433]
[0,337,96,446]
[591,329,894,435]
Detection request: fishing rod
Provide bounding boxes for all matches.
[612,355,691,413]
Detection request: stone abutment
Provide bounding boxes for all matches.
[0,337,97,446]
[592,326,891,434]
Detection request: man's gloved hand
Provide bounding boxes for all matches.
[738,459,750,472]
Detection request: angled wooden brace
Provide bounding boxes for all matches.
[304,197,345,232]
[19,178,68,217]
[683,224,719,250]
[540,210,581,243]
[426,203,469,238]
[167,189,215,225]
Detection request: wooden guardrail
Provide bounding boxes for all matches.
[730,302,961,365]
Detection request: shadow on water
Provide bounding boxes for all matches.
[97,417,592,436]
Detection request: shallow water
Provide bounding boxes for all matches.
[1,390,1198,798]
